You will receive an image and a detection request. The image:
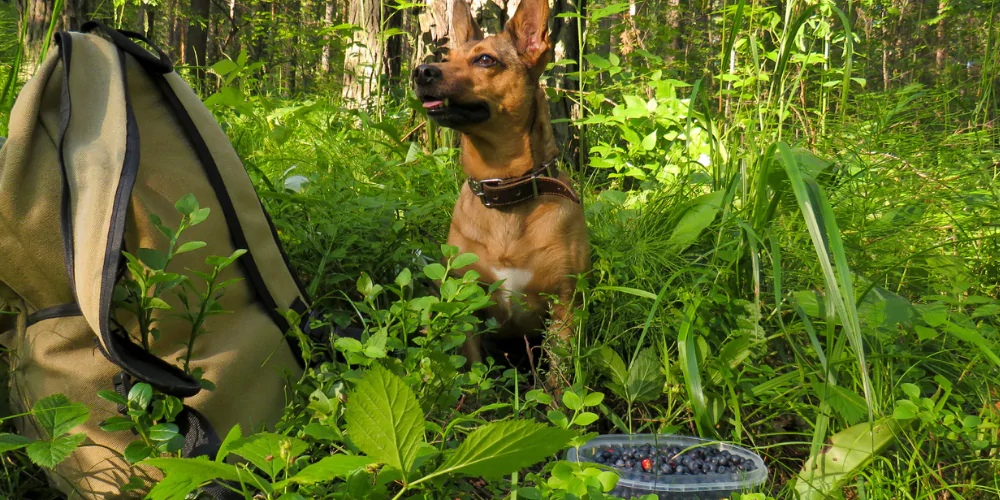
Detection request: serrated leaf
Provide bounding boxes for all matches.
[272,455,375,489]
[230,433,309,480]
[0,433,32,453]
[344,364,425,478]
[598,347,629,397]
[144,457,251,500]
[27,433,86,468]
[432,420,575,479]
[32,394,89,437]
[627,348,664,403]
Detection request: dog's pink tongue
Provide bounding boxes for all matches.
[422,100,444,109]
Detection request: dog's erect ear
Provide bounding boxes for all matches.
[450,0,483,48]
[504,0,551,75]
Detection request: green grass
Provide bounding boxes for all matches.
[1,1,999,498]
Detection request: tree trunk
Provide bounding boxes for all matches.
[547,0,586,170]
[342,0,389,106]
[15,0,96,69]
[321,0,334,73]
[186,0,211,90]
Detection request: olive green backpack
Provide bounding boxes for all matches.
[0,22,320,499]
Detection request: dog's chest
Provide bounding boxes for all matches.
[490,266,534,319]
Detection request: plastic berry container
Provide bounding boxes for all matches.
[564,434,768,499]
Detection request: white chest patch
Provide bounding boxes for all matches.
[492,267,534,318]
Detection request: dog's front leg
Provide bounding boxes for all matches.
[544,298,577,395]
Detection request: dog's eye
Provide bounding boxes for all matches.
[474,54,497,67]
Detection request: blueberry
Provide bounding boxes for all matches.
[637,451,648,459]
[732,456,743,465]
[594,455,606,464]
[676,465,688,475]
[625,460,635,468]
[615,459,626,467]
[661,464,674,475]
[718,465,728,473]
[706,463,717,473]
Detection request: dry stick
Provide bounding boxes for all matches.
[402,121,425,143]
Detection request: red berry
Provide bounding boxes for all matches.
[641,458,652,470]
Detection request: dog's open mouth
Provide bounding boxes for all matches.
[419,95,490,126]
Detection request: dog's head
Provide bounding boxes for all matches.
[412,0,551,136]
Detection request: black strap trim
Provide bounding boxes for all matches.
[80,20,172,74]
[146,71,301,364]
[96,46,202,399]
[26,303,82,327]
[53,32,77,296]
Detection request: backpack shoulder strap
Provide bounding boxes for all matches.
[53,30,202,397]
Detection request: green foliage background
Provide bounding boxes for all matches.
[1,0,999,498]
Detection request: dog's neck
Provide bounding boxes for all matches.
[460,88,559,181]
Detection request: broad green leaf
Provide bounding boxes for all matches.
[175,241,207,254]
[144,457,252,500]
[26,433,86,468]
[811,382,867,425]
[395,268,412,288]
[583,392,605,407]
[138,248,168,271]
[424,263,447,281]
[96,390,127,407]
[124,441,154,463]
[794,418,904,499]
[432,420,575,479]
[641,130,657,151]
[562,392,583,411]
[667,191,723,252]
[99,416,136,432]
[32,394,89,437]
[174,193,199,217]
[573,412,599,426]
[272,455,374,488]
[598,347,629,395]
[451,253,479,269]
[147,297,172,310]
[229,433,309,480]
[216,424,241,463]
[149,423,180,442]
[627,348,663,403]
[344,364,425,478]
[0,433,32,453]
[128,383,152,411]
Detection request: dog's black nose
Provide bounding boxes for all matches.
[413,64,443,86]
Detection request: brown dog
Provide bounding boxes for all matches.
[412,0,590,384]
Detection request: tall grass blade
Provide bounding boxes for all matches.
[777,141,875,419]
[677,297,714,437]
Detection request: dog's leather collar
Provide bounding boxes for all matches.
[467,160,581,208]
